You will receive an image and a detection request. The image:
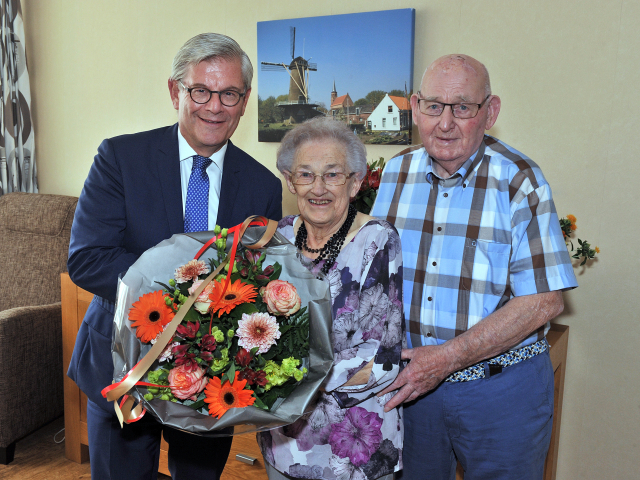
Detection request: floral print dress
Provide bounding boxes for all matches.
[258,216,405,480]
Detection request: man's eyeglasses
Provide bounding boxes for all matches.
[416,94,491,119]
[179,80,246,107]
[290,171,355,186]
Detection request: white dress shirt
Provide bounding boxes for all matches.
[178,129,226,230]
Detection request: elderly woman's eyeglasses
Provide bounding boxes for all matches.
[290,171,355,186]
[178,80,246,107]
[416,94,491,119]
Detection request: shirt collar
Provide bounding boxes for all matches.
[177,128,227,168]
[425,139,487,185]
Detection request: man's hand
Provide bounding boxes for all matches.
[379,344,453,412]
[378,291,565,412]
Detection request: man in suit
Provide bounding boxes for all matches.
[67,33,282,480]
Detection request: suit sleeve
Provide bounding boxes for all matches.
[68,138,138,302]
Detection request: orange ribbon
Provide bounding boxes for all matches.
[101,216,277,427]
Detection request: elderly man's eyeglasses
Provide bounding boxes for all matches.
[178,80,246,107]
[416,94,491,119]
[290,171,355,186]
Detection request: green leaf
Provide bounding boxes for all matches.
[227,302,259,320]
[189,399,205,411]
[252,396,269,410]
[226,363,236,383]
[183,307,201,323]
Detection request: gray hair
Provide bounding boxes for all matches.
[170,33,253,91]
[276,116,368,180]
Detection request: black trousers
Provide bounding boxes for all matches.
[87,399,233,480]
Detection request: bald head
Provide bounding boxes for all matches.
[422,54,491,97]
[411,53,501,177]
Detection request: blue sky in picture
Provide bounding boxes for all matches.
[257,9,414,107]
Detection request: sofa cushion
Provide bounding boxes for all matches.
[0,193,78,310]
[0,192,77,236]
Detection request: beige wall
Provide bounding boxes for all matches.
[22,1,639,478]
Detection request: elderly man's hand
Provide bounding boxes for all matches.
[379,344,453,412]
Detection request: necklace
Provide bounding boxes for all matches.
[295,204,357,276]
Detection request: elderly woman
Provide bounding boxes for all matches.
[258,116,404,480]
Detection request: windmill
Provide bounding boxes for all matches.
[261,27,322,124]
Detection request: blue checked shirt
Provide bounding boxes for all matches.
[371,135,578,350]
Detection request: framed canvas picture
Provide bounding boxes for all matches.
[257,9,415,144]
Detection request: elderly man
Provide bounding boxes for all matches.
[373,55,577,479]
[67,33,281,480]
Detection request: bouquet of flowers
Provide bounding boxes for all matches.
[104,219,333,435]
[351,157,385,214]
[560,214,600,266]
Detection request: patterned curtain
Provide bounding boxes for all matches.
[0,0,36,196]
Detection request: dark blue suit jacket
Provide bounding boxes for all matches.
[67,124,282,411]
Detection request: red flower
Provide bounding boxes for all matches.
[175,353,198,371]
[263,265,274,276]
[235,348,252,367]
[238,368,267,386]
[199,351,214,363]
[368,169,381,189]
[176,321,200,339]
[172,344,190,357]
[199,334,217,351]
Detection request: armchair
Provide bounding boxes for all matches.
[0,192,78,464]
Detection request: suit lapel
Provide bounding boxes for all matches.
[216,140,240,227]
[156,124,184,234]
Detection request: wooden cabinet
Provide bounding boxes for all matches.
[61,273,267,479]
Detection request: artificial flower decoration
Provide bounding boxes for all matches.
[236,312,281,354]
[204,372,255,419]
[174,259,210,283]
[129,290,175,343]
[559,214,600,266]
[208,279,258,316]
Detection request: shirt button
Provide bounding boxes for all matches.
[427,296,433,301]
[432,261,437,266]
[463,183,467,188]
[426,332,432,337]
[443,193,448,197]
[437,226,442,231]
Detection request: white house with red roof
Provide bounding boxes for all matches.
[368,94,411,131]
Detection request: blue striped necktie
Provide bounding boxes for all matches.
[184,155,213,233]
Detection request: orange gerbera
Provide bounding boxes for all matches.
[208,279,257,316]
[203,372,255,418]
[129,290,175,343]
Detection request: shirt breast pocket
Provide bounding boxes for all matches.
[461,238,510,297]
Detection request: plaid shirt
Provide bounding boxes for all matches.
[371,135,578,349]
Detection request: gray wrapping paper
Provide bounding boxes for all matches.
[110,227,333,437]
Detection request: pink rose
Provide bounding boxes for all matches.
[260,279,301,317]
[168,364,208,401]
[188,280,215,314]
